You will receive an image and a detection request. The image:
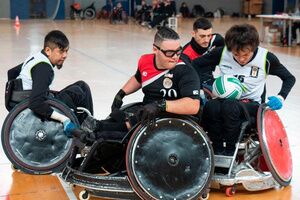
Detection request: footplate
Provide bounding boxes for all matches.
[61,165,140,199]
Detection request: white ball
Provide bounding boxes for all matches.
[212,75,243,100]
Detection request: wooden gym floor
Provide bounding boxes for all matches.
[0,16,299,200]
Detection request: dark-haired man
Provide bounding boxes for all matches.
[81,27,201,141]
[192,24,295,155]
[180,17,224,88]
[181,17,224,65]
[8,30,93,135]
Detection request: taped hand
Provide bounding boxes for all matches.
[267,96,283,110]
[111,89,126,112]
[137,100,166,126]
[63,119,77,137]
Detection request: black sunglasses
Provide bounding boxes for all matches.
[153,44,182,58]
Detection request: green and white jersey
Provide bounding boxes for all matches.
[218,47,268,103]
[17,51,53,90]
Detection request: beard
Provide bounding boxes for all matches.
[56,65,63,69]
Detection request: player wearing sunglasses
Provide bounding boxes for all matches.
[109,26,200,126]
[73,27,201,143]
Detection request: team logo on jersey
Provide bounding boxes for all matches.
[163,77,173,89]
[142,71,147,77]
[250,66,259,78]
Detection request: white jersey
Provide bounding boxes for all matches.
[17,51,53,90]
[218,47,268,103]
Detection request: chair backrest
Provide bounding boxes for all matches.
[5,79,31,111]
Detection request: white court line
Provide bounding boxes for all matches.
[57,174,77,200]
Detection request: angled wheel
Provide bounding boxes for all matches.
[126,117,214,200]
[257,105,293,186]
[1,98,79,174]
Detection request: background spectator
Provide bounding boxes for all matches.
[180,2,190,18]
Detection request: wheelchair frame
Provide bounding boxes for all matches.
[210,104,292,196]
[62,115,214,200]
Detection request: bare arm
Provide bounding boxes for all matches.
[166,97,200,115]
[122,76,142,95]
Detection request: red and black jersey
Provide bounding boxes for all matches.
[135,54,200,104]
[180,33,224,65]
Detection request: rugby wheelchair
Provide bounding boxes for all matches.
[61,103,214,200]
[1,78,89,174]
[199,72,292,196]
[209,103,292,196]
[2,79,292,199]
[61,94,292,200]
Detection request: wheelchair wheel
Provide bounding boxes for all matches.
[257,105,293,186]
[83,8,96,20]
[126,117,214,200]
[1,98,79,174]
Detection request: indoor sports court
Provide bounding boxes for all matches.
[0,0,300,200]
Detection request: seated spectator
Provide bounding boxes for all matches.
[98,1,112,19]
[170,0,177,16]
[148,0,175,29]
[282,1,300,45]
[110,2,128,24]
[179,2,190,18]
[135,0,152,24]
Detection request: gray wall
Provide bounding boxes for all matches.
[0,0,273,19]
[175,0,242,15]
[145,0,273,15]
[0,0,10,19]
[264,0,273,14]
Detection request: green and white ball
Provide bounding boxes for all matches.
[212,75,243,100]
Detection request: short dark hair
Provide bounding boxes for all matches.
[193,17,212,30]
[44,30,69,50]
[225,24,259,52]
[154,27,180,46]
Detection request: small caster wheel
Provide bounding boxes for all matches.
[199,192,209,200]
[225,186,236,197]
[79,190,90,200]
[11,164,18,171]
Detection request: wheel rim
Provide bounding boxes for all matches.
[257,105,293,186]
[126,118,214,200]
[8,108,72,168]
[2,99,78,174]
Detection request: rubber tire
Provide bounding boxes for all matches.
[1,98,79,174]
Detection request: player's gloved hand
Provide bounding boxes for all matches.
[111,89,126,112]
[137,100,166,126]
[267,96,284,110]
[50,111,77,137]
[63,119,77,137]
[80,132,97,144]
[71,129,97,144]
[109,109,126,122]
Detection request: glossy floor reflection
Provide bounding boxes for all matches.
[0,16,299,200]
